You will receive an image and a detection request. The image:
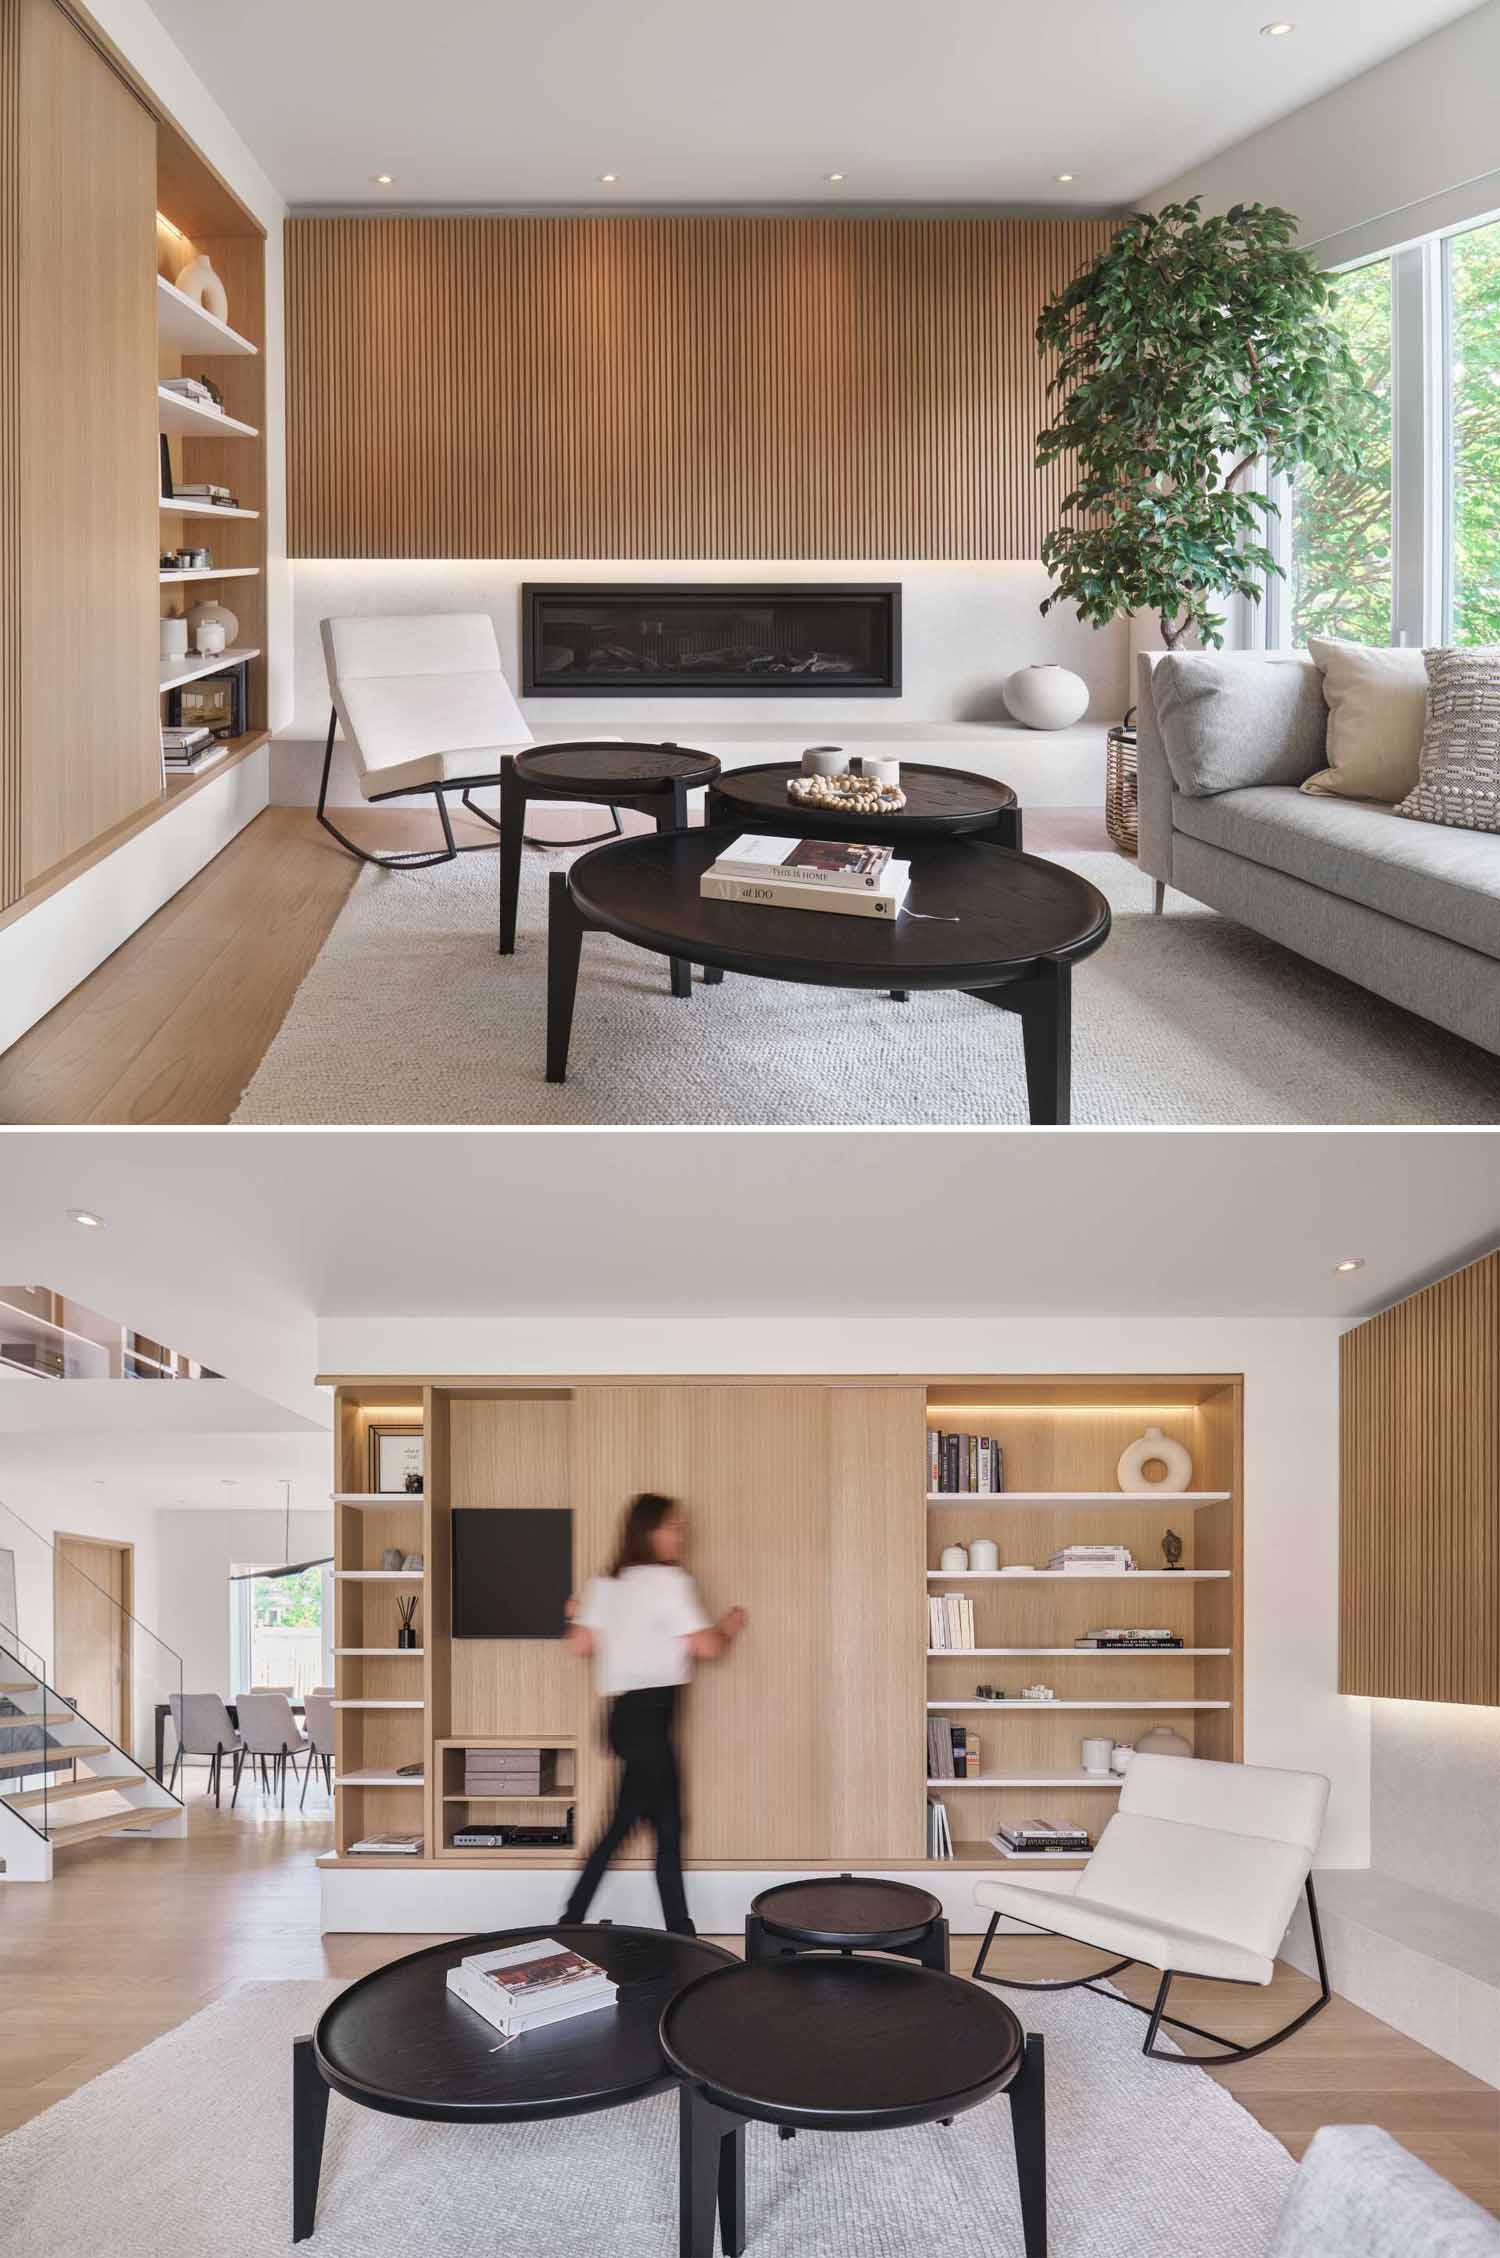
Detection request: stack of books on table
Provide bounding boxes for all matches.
[446,1938,617,2039]
[926,1713,980,1780]
[928,1431,1005,1492]
[1074,1627,1183,1649]
[928,1592,976,1650]
[992,1819,1093,1859]
[162,724,226,778]
[700,835,911,919]
[464,1747,553,1797]
[1047,1545,1135,1575]
[926,1798,954,1860]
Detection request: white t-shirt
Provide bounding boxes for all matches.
[576,1566,711,1696]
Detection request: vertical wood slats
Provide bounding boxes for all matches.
[285,215,1114,561]
[0,1,21,906]
[1339,1250,1499,1706]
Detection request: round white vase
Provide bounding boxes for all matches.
[969,1537,1000,1573]
[159,616,188,660]
[175,253,229,323]
[938,1544,969,1573]
[1002,665,1089,731]
[187,598,239,648]
[1116,1424,1193,1493]
[194,619,227,657]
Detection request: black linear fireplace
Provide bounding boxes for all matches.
[521,583,901,697]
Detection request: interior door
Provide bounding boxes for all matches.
[54,1535,132,1748]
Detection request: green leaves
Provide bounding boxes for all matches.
[1035,199,1369,644]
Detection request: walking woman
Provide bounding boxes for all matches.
[562,1493,745,1935]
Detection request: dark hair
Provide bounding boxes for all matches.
[611,1492,677,1576]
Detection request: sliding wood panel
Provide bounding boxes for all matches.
[13,0,158,884]
[1340,1250,1499,1705]
[286,215,1115,560]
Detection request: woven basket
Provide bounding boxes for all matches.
[1106,711,1139,855]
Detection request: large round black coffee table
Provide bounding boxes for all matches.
[499,741,721,996]
[662,1956,1046,2258]
[292,1922,734,2242]
[746,1873,948,1969]
[708,759,1021,851]
[545,828,1110,1123]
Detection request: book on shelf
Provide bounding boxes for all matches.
[161,375,217,402]
[992,1819,1093,1856]
[928,1592,975,1650]
[1048,1545,1134,1574]
[172,481,234,502]
[348,1832,423,1856]
[445,1938,617,2036]
[926,1798,953,1860]
[701,860,911,920]
[929,1430,1005,1494]
[1074,1629,1182,1649]
[709,835,895,891]
[925,1714,976,1779]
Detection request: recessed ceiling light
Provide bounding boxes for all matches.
[825,172,845,184]
[372,173,393,185]
[67,1208,105,1229]
[1056,173,1075,184]
[1260,20,1296,34]
[598,173,618,184]
[1334,1258,1365,1274]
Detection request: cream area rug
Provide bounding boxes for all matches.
[0,1977,1296,2257]
[232,845,1500,1125]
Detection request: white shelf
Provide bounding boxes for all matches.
[334,1647,424,1657]
[159,566,260,585]
[156,273,258,358]
[332,1699,424,1711]
[927,1569,1231,1581]
[928,1699,1231,1711]
[160,497,259,520]
[339,1770,424,1788]
[995,1846,1094,1863]
[930,1770,1125,1790]
[332,1493,426,1506]
[927,1491,1230,1508]
[159,644,260,694]
[335,1570,423,1583]
[157,384,258,440]
[928,1647,1230,1658]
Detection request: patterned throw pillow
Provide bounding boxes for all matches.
[1396,647,1500,833]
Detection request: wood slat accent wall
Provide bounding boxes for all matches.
[285,214,1114,560]
[1340,1250,1499,1706]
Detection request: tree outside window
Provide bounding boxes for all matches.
[1289,259,1394,647]
[1448,218,1500,646]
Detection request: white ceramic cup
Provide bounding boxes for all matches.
[801,745,844,776]
[861,755,901,788]
[1081,1736,1112,1774]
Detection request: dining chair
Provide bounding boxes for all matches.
[233,1691,312,1810]
[299,1691,336,1808]
[167,1692,241,1808]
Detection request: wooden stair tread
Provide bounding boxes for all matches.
[0,1742,111,1771]
[0,1711,81,1727]
[0,1680,39,1692]
[46,1809,176,1847]
[3,1777,133,1810]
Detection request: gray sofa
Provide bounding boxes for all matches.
[1136,651,1500,1056]
[1266,2125,1500,2257]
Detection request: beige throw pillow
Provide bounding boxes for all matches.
[1301,637,1427,803]
[1396,646,1500,834]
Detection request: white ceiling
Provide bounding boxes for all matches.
[144,0,1483,210]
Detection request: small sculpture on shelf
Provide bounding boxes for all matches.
[379,1546,404,1571]
[1162,1527,1184,1571]
[973,1683,1007,1702]
[1117,1424,1193,1493]
[174,251,229,322]
[404,1470,424,1495]
[1019,1682,1056,1702]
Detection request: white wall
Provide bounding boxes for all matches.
[1370,1700,1500,1917]
[1145,1,1500,261]
[315,1308,1370,1869]
[155,1506,334,1697]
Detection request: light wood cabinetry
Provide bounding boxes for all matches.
[1340,1249,1498,1706]
[326,1372,1243,1879]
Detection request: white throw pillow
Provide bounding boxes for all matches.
[1301,637,1427,803]
[1396,646,1500,834]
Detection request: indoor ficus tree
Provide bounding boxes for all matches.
[1035,199,1369,649]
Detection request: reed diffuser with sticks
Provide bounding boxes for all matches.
[396,1594,419,1650]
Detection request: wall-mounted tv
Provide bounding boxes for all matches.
[451,1507,573,1640]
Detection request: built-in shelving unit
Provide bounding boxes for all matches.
[155,273,258,357]
[158,497,259,520]
[159,565,260,585]
[435,1738,579,1860]
[158,645,261,694]
[923,1376,1243,1872]
[156,384,258,440]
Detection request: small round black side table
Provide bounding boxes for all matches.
[746,1873,949,1970]
[707,758,1022,852]
[292,1922,734,2243]
[662,1956,1046,2258]
[498,741,721,997]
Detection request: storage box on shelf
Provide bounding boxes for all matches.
[922,1377,1242,1869]
[436,1738,578,1860]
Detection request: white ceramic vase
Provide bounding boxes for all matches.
[938,1544,969,1573]
[1002,664,1089,731]
[187,598,239,648]
[1136,1725,1193,1760]
[1109,1743,1134,1774]
[1116,1424,1193,1493]
[175,253,229,323]
[159,615,188,660]
[969,1537,1000,1573]
[1081,1736,1112,1774]
[194,619,227,657]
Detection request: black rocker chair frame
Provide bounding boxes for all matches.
[970,1873,1331,2065]
[317,709,625,871]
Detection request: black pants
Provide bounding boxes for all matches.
[563,1685,691,1934]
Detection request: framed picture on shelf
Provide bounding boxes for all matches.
[170,671,241,740]
[369,1426,424,1496]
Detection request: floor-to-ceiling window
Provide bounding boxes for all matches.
[228,1560,333,1697]
[1445,216,1500,646]
[1288,258,1395,646]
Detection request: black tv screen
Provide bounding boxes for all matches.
[451,1508,572,1640]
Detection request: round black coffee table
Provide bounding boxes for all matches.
[499,741,721,996]
[545,828,1110,1123]
[746,1873,948,1968]
[292,1922,734,2241]
[708,759,1021,850]
[662,1956,1046,2258]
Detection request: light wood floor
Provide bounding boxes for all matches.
[0,804,1114,1125]
[2,1801,1495,2212]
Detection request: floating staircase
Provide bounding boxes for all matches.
[0,1637,184,1882]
